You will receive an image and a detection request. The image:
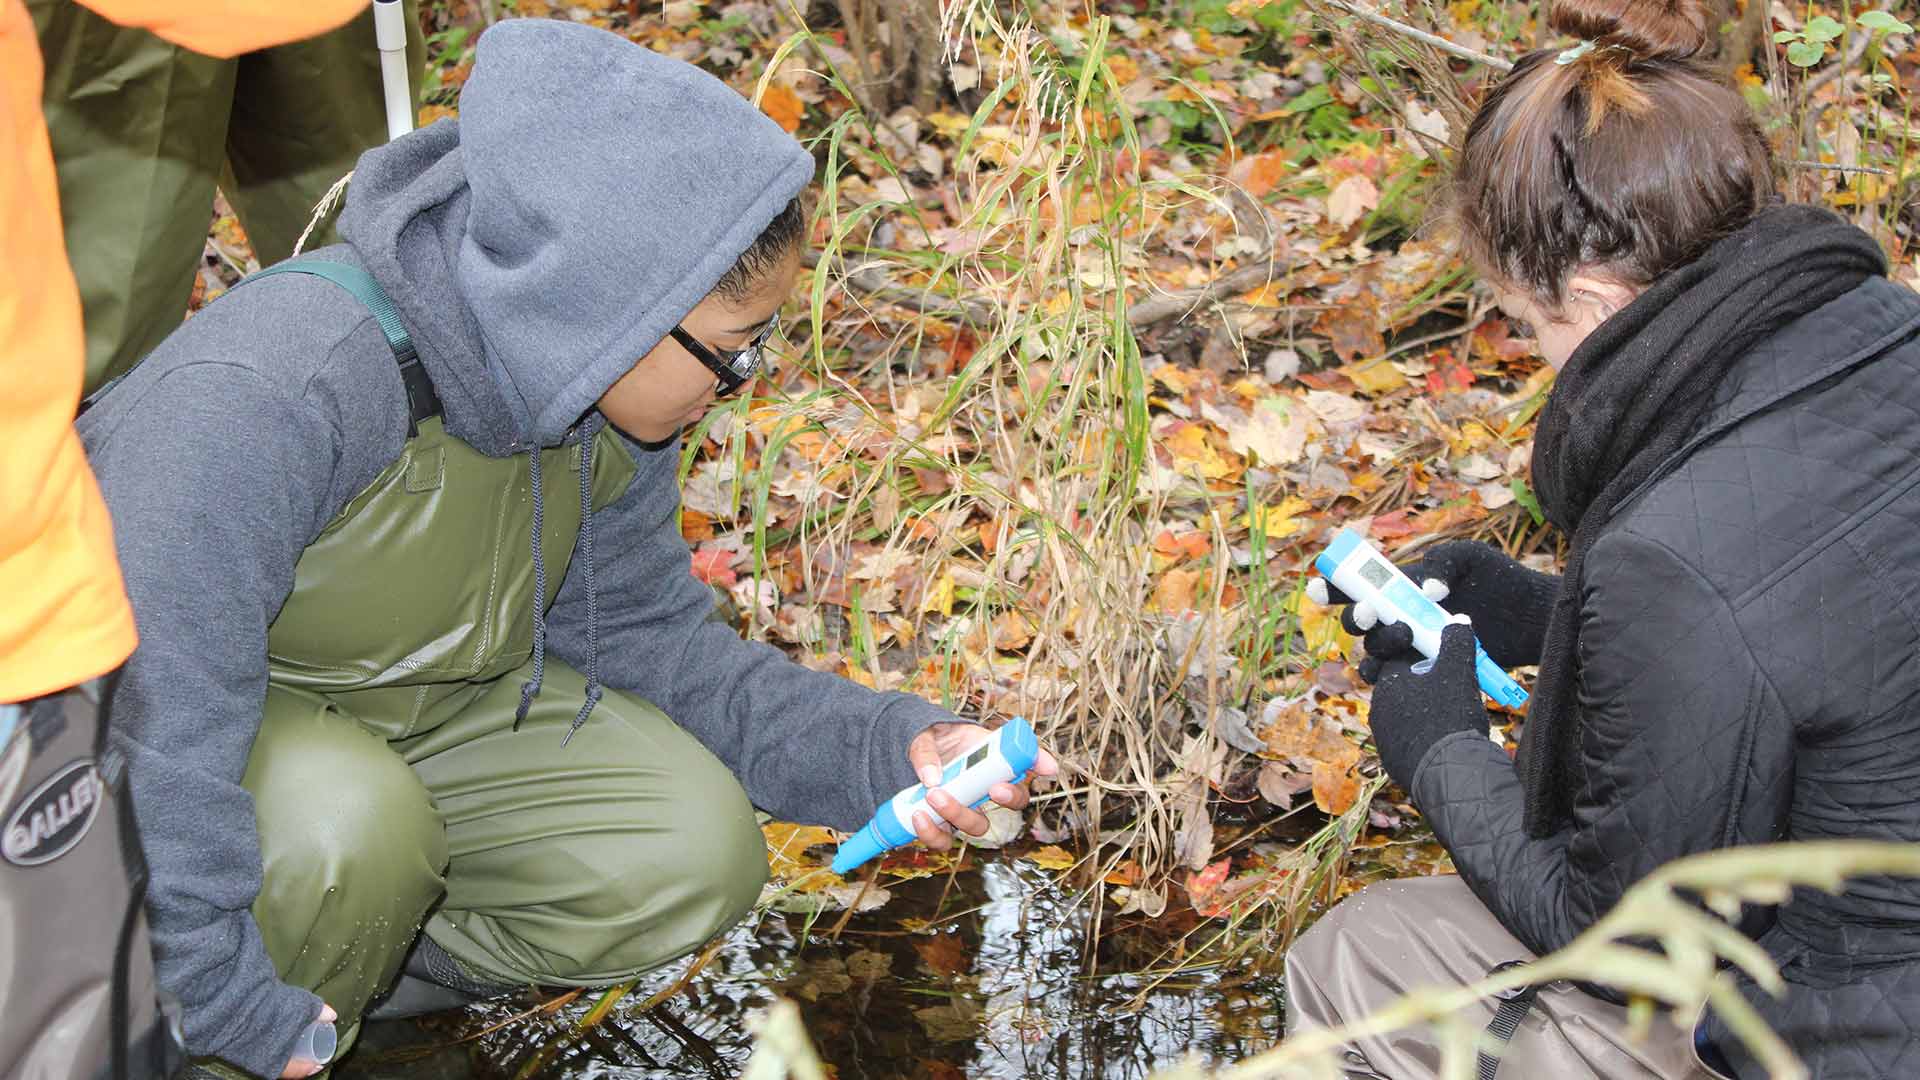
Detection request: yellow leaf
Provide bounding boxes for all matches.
[1345,357,1406,395]
[1296,592,1355,658]
[1244,494,1312,538]
[1026,845,1077,871]
[1163,423,1235,480]
[764,822,842,882]
[921,571,956,617]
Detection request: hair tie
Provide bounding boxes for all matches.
[1556,40,1598,65]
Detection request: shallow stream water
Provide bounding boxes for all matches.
[336,857,1291,1079]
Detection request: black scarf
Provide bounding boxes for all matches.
[1519,204,1887,837]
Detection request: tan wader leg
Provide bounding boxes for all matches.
[28,0,423,393]
[396,662,771,988]
[1284,876,1725,1079]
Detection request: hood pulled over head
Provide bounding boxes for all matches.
[341,19,814,452]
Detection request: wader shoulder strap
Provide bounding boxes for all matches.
[243,260,443,436]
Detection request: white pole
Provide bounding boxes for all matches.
[374,0,414,140]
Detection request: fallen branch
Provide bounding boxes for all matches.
[1124,257,1307,326]
[1320,0,1514,72]
[804,251,999,326]
[807,249,1309,329]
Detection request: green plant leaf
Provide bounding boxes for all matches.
[1804,15,1845,43]
[1772,28,1802,42]
[1786,39,1827,66]
[1510,478,1544,526]
[1857,10,1913,33]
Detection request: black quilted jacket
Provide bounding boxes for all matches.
[1410,277,1920,1079]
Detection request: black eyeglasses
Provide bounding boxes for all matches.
[669,315,778,397]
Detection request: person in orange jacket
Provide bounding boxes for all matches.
[1,5,369,1077]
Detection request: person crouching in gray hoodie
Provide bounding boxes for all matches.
[78,19,1057,1079]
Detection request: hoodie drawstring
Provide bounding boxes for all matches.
[514,447,548,729]
[513,416,605,744]
[563,415,604,746]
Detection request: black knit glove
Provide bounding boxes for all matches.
[1308,540,1560,679]
[1367,620,1490,789]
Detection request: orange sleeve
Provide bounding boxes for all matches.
[1,0,136,701]
[77,0,370,58]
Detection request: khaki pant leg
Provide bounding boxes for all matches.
[1284,876,1721,1079]
[28,0,235,391]
[244,684,449,1041]
[396,661,769,988]
[223,2,425,266]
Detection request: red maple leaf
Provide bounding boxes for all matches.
[690,547,738,587]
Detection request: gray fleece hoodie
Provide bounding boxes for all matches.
[78,21,948,1076]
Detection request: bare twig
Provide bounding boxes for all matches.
[804,250,998,326]
[1319,0,1514,72]
[1793,159,1893,175]
[778,1,916,154]
[1124,257,1307,326]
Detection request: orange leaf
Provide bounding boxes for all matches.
[1152,528,1212,561]
[1153,568,1203,614]
[913,933,969,976]
[1186,857,1233,916]
[1369,509,1414,539]
[1317,303,1385,364]
[1228,147,1292,198]
[680,508,716,542]
[990,610,1034,652]
[1312,761,1361,815]
[759,84,805,132]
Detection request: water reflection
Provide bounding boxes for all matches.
[341,855,1286,1078]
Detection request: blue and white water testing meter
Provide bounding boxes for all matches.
[1314,529,1530,709]
[832,717,1040,875]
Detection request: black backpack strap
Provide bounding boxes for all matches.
[1475,960,1543,1080]
[243,260,443,435]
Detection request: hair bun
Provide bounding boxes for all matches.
[1549,0,1710,60]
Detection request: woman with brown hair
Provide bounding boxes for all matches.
[1286,1,1920,1077]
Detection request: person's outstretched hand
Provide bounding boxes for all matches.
[1307,539,1560,680]
[279,1004,337,1079]
[1366,619,1491,789]
[904,722,1060,850]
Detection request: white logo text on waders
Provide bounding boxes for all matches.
[2,759,102,867]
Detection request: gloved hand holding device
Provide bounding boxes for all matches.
[1307,539,1560,681]
[1366,620,1492,788]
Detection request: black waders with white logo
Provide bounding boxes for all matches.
[0,682,183,1079]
